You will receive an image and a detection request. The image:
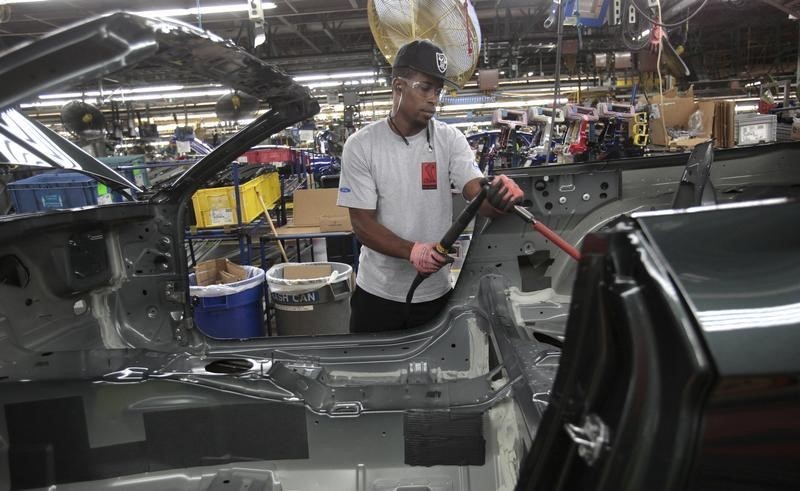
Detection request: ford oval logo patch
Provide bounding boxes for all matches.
[339,187,351,193]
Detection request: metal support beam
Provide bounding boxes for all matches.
[276,16,322,53]
[284,0,300,14]
[321,20,342,51]
[275,0,322,53]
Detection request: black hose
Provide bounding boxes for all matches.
[403,180,490,324]
[405,274,426,307]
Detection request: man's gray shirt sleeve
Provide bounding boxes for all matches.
[447,127,483,192]
[337,134,376,209]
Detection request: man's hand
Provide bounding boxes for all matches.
[486,174,524,212]
[410,242,452,275]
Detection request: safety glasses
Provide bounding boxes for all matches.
[397,76,444,98]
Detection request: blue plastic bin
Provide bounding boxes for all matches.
[8,171,124,213]
[189,266,266,339]
[99,154,150,188]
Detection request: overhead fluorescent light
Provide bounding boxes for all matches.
[38,84,189,100]
[22,88,230,108]
[123,84,188,94]
[150,112,219,122]
[293,71,375,82]
[108,89,230,102]
[305,81,345,90]
[451,121,493,128]
[438,98,569,112]
[20,99,76,109]
[0,0,49,4]
[136,3,276,18]
[304,77,386,89]
[38,92,84,100]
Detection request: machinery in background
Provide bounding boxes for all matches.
[594,102,645,160]
[60,100,108,157]
[60,100,105,137]
[525,106,565,165]
[490,109,528,169]
[468,130,533,173]
[468,102,651,169]
[563,104,599,163]
[560,102,648,163]
[461,95,656,168]
[467,109,533,172]
[215,91,260,122]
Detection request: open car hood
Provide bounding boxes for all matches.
[0,11,318,197]
[0,108,141,193]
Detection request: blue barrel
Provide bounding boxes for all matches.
[189,266,265,339]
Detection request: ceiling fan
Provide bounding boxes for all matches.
[368,0,481,89]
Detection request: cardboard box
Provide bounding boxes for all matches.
[477,69,499,91]
[290,188,352,232]
[650,87,715,149]
[195,258,247,286]
[713,100,737,149]
[282,263,333,280]
[320,215,350,233]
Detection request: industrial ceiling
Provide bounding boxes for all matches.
[1,0,798,132]
[0,1,796,84]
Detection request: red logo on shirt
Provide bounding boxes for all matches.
[421,161,437,190]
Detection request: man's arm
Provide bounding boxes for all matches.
[462,177,503,217]
[349,208,414,260]
[350,208,450,274]
[450,129,522,216]
[463,175,525,216]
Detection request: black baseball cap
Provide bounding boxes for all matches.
[393,39,457,87]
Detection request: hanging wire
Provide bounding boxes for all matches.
[544,0,565,162]
[655,0,669,145]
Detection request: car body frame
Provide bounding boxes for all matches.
[0,12,798,491]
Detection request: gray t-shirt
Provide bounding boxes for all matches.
[337,117,483,302]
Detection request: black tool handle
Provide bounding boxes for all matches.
[437,181,488,255]
[405,179,490,306]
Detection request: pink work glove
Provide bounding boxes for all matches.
[649,24,665,53]
[409,242,451,275]
[487,174,524,212]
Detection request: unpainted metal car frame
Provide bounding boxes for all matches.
[0,12,799,491]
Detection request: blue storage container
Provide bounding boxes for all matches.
[99,154,150,188]
[8,171,125,213]
[189,267,266,339]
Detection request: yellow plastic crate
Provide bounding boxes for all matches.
[192,172,280,228]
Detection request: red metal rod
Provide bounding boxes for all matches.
[512,205,582,261]
[532,221,582,262]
